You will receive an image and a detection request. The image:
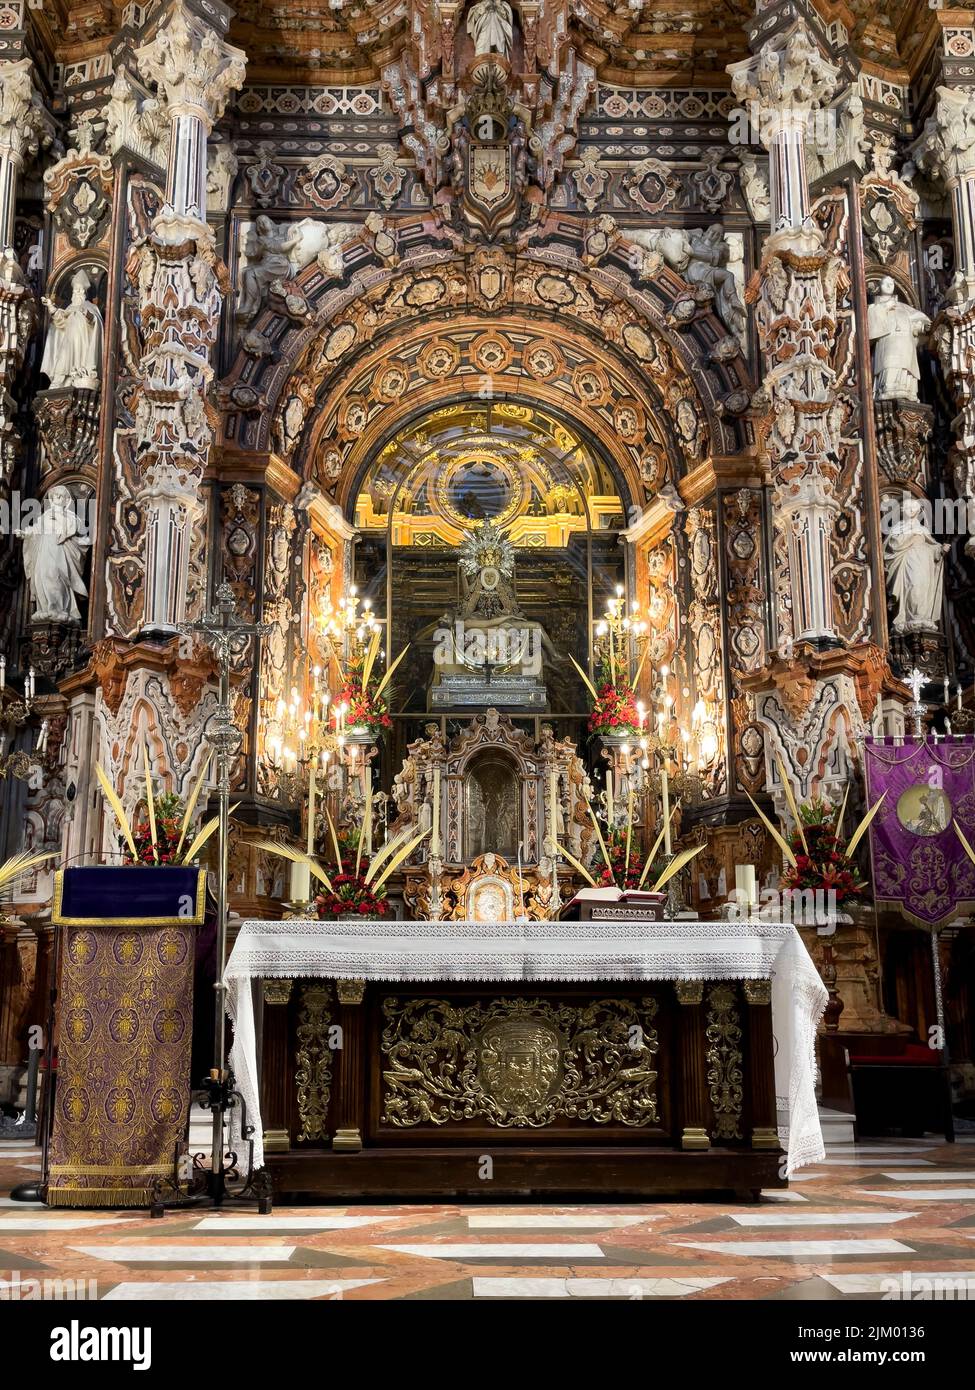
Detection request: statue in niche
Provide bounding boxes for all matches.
[868,276,930,402]
[19,485,91,624]
[467,757,518,858]
[40,270,103,389]
[466,0,513,57]
[884,496,949,633]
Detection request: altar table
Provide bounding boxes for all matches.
[224,919,827,1200]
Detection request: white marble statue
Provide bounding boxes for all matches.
[627,224,746,337]
[884,497,949,633]
[19,485,91,624]
[466,0,513,57]
[236,215,357,319]
[40,270,103,389]
[868,276,930,401]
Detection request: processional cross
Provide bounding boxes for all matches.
[180,583,271,1189]
[906,667,927,739]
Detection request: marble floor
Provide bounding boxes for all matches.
[2,1136,975,1300]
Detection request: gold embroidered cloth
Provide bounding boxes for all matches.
[46,921,195,1207]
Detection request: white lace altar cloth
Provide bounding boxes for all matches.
[224,918,827,1175]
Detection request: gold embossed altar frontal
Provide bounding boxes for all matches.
[381,995,660,1129]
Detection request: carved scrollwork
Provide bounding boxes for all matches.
[295,982,333,1142]
[705,983,743,1140]
[381,995,659,1128]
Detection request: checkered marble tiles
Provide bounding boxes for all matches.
[2,1136,974,1300]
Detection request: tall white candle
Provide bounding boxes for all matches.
[431,768,441,858]
[605,768,614,826]
[306,762,316,855]
[661,763,671,856]
[549,770,558,850]
[735,864,757,911]
[290,859,310,904]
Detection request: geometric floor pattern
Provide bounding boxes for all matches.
[2,1135,974,1300]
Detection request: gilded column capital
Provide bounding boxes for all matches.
[136,2,246,131]
[0,58,43,164]
[728,20,839,144]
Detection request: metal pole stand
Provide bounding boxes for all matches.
[150,584,272,1217]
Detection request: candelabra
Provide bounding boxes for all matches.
[0,659,48,779]
[318,585,385,680]
[592,584,649,685]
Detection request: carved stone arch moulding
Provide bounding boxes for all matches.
[283,319,691,513]
[218,213,755,486]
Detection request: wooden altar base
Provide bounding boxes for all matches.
[267,1147,784,1203]
[254,976,789,1202]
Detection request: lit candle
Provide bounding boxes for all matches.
[431,768,441,858]
[0,654,5,690]
[27,667,35,700]
[958,683,963,713]
[661,761,671,856]
[606,767,614,826]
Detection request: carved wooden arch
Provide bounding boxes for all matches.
[220,213,755,492]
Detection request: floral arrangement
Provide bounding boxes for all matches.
[586,679,640,739]
[779,799,867,905]
[314,857,392,918]
[595,826,647,890]
[337,677,393,735]
[97,750,220,868]
[123,792,184,866]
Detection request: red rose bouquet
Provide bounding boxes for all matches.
[315,856,392,918]
[587,680,640,738]
[337,678,393,736]
[779,799,867,905]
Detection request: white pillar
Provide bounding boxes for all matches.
[729,22,842,645]
[134,2,245,632]
[0,59,39,250]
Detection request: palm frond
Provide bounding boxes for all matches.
[953,818,975,870]
[371,829,430,892]
[636,804,679,888]
[96,763,138,861]
[355,793,372,877]
[325,806,343,874]
[373,644,409,700]
[746,791,798,868]
[365,826,413,886]
[834,783,850,841]
[586,799,613,871]
[652,841,706,892]
[360,627,382,692]
[251,839,335,895]
[775,751,807,853]
[179,806,240,866]
[0,851,56,891]
[556,842,598,887]
[176,752,212,859]
[143,744,159,864]
[845,792,887,857]
[569,654,599,702]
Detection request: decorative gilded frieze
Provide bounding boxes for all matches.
[381,995,659,1129]
[705,982,742,1141]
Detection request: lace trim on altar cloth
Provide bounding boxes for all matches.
[224,918,827,1177]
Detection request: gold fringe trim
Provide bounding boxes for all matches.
[46,1186,154,1209]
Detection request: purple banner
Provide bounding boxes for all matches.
[864,736,975,929]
